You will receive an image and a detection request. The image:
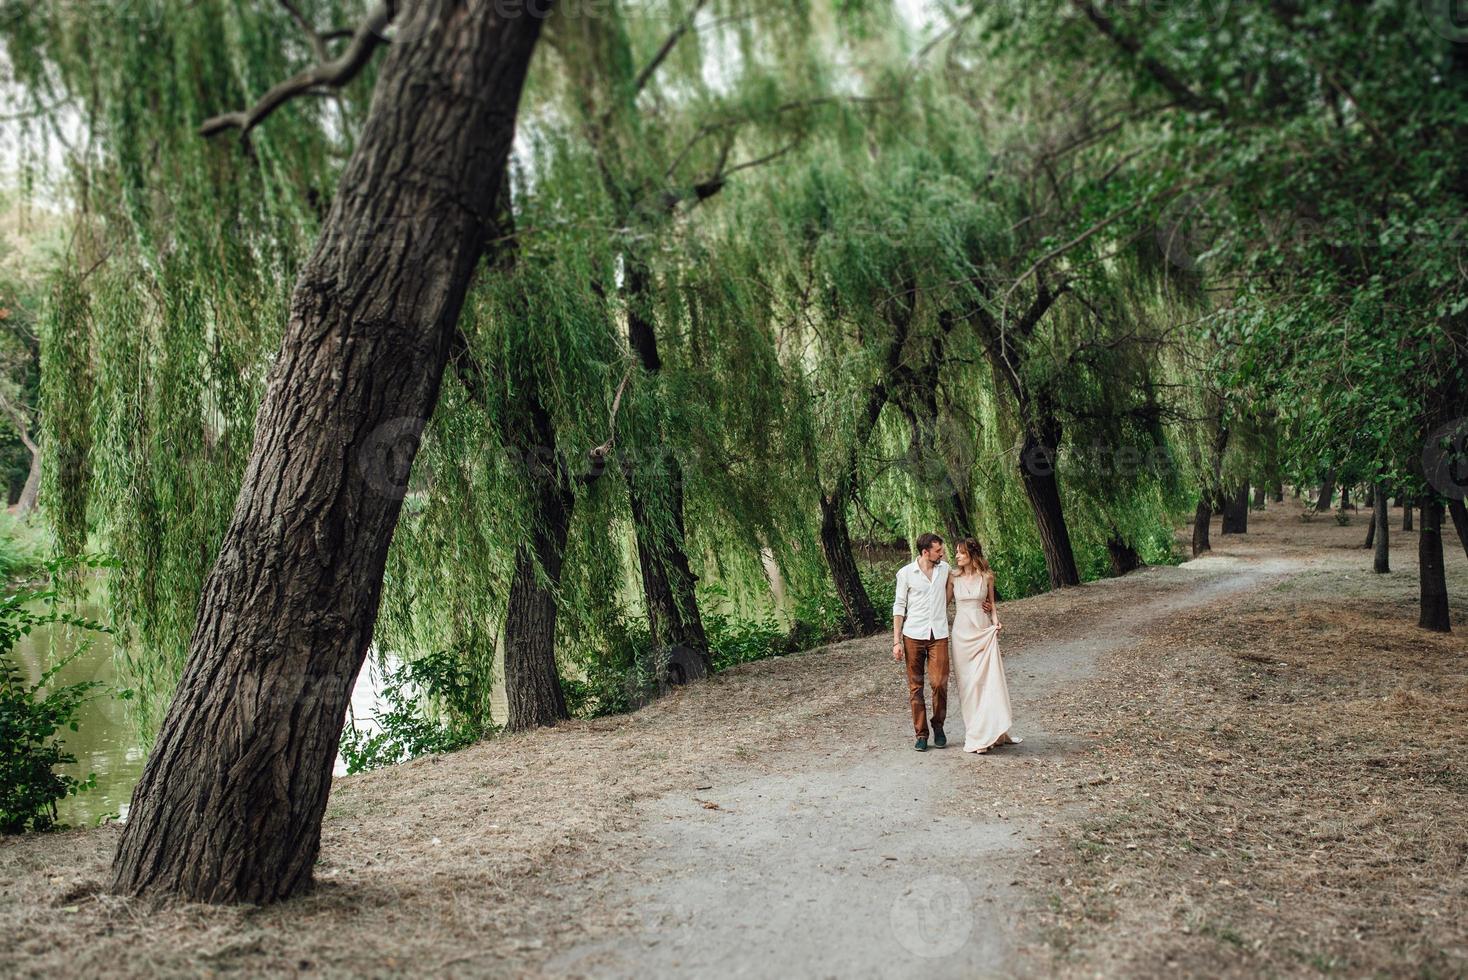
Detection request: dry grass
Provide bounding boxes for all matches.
[1027,503,1468,977]
[0,624,914,978]
[2,498,1463,978]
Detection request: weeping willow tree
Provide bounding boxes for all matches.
[6,0,341,731]
[6,0,549,902]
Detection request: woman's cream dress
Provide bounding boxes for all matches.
[951,571,1020,753]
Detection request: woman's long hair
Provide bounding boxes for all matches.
[957,537,992,580]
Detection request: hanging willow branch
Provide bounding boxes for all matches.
[199,2,393,138]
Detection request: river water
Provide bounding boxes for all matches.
[5,603,390,828]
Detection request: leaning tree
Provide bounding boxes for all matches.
[12,0,554,903]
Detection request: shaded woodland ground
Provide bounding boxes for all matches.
[2,498,1462,978]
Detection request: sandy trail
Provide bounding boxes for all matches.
[543,554,1304,979]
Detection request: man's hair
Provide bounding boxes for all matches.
[916,532,944,554]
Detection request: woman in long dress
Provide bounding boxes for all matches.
[947,537,1020,753]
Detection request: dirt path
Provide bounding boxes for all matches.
[543,555,1304,978]
[5,504,1461,979]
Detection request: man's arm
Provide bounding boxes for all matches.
[891,569,907,661]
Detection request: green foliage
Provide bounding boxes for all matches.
[337,651,495,776]
[0,559,112,832]
[0,512,48,583]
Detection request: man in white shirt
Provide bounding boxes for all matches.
[892,532,951,751]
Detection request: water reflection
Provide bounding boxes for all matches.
[4,603,390,828]
[5,603,139,826]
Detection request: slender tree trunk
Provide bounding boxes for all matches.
[1221,484,1249,534]
[1364,485,1377,548]
[625,457,709,662]
[502,415,575,731]
[1404,499,1414,531]
[1315,469,1336,512]
[623,260,709,669]
[1273,480,1284,502]
[109,5,547,904]
[1418,496,1450,632]
[1340,485,1351,511]
[1192,499,1212,557]
[1448,498,1468,561]
[1018,422,1080,588]
[1373,482,1391,573]
[819,491,877,635]
[1251,484,1265,508]
[1106,534,1143,576]
[14,442,40,517]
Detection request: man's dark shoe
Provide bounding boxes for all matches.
[932,725,947,748]
[914,737,928,752]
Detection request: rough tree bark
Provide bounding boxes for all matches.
[819,493,877,635]
[502,405,576,731]
[1221,484,1249,534]
[1192,499,1212,557]
[1315,468,1336,512]
[1418,496,1450,632]
[1373,482,1391,573]
[109,3,549,903]
[1019,419,1081,587]
[1105,532,1143,576]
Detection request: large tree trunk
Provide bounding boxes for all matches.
[1315,469,1336,512]
[622,260,709,670]
[1373,482,1391,573]
[1418,496,1450,632]
[1018,422,1080,588]
[108,5,547,904]
[1340,485,1351,510]
[1273,480,1284,502]
[1192,499,1212,557]
[502,418,575,731]
[1449,498,1468,561]
[819,492,877,636]
[1106,533,1143,576]
[1221,484,1249,534]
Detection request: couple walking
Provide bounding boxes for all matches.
[891,533,1020,753]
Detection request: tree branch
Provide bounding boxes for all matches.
[631,0,711,98]
[1069,0,1226,118]
[200,2,392,139]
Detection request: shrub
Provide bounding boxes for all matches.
[338,650,494,774]
[0,565,110,832]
